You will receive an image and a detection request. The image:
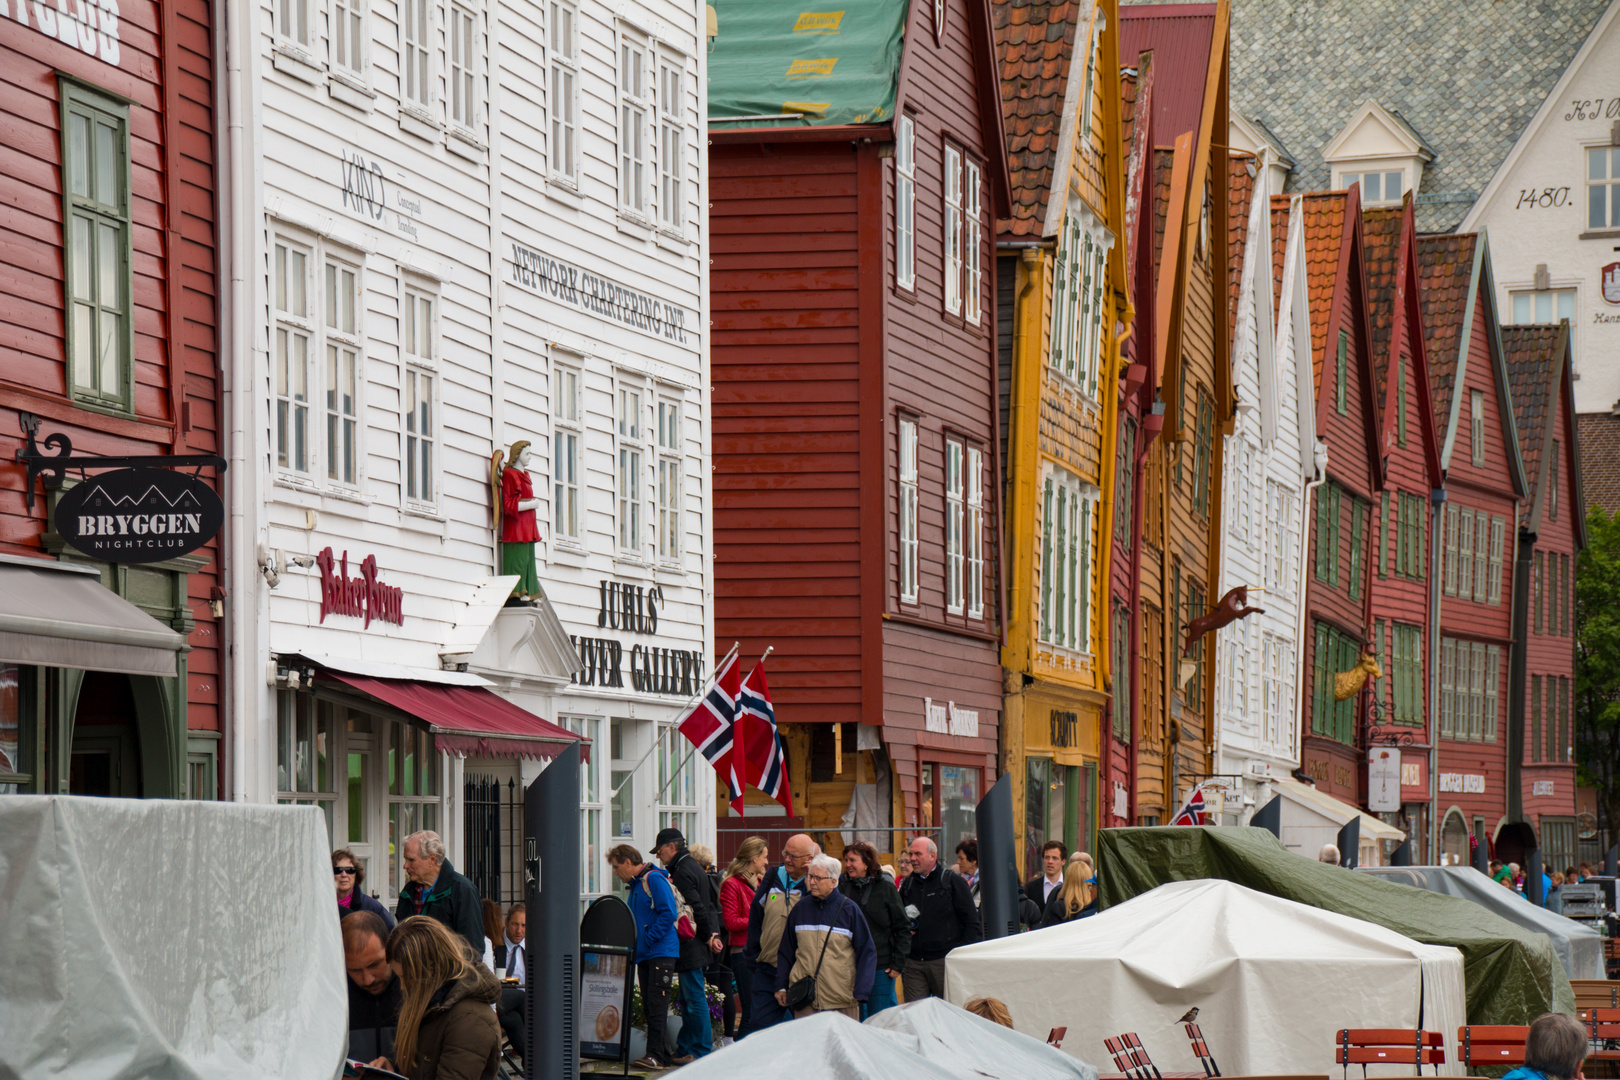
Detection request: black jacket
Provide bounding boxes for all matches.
[1040,890,1097,928]
[347,970,404,1063]
[1024,874,1063,912]
[838,873,911,970]
[663,847,719,973]
[394,858,485,955]
[898,863,981,961]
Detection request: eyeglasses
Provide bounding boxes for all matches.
[806,873,832,882]
[333,866,358,876]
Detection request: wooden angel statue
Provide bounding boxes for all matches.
[490,440,541,602]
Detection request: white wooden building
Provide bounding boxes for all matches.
[220,0,713,908]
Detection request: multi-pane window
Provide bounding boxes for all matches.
[1265,479,1295,597]
[1532,674,1543,763]
[63,85,132,412]
[1342,170,1402,205]
[1589,147,1620,230]
[324,260,361,486]
[1440,637,1499,742]
[1443,503,1459,594]
[945,440,965,614]
[1040,468,1095,653]
[1392,492,1426,581]
[899,418,918,603]
[895,115,916,290]
[617,386,642,553]
[401,0,431,109]
[656,400,681,561]
[1390,623,1422,726]
[549,1,579,182]
[1551,442,1561,520]
[1456,508,1474,599]
[276,690,336,839]
[402,291,434,505]
[1186,580,1207,713]
[1534,551,1545,634]
[1110,606,1132,741]
[963,159,983,324]
[1051,212,1107,396]
[277,0,310,46]
[1079,20,1100,144]
[562,717,603,895]
[1511,288,1575,325]
[273,241,312,474]
[966,446,984,618]
[449,4,476,130]
[619,30,650,216]
[1348,500,1365,600]
[1484,515,1502,604]
[1115,419,1136,544]
[1562,553,1572,635]
[1335,330,1348,414]
[1311,621,1360,744]
[1470,389,1485,467]
[553,366,581,540]
[1192,391,1214,517]
[1396,355,1408,446]
[657,60,684,231]
[943,145,962,316]
[332,0,366,75]
[1314,482,1342,586]
[1377,491,1389,577]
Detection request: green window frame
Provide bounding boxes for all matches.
[60,79,134,414]
[187,733,221,799]
[1532,675,1543,764]
[1396,354,1408,446]
[1312,623,1331,737]
[1314,483,1342,587]
[1328,485,1342,586]
[1377,491,1388,578]
[1112,605,1131,741]
[1186,580,1206,714]
[1534,551,1544,634]
[1192,390,1214,517]
[1311,621,1360,744]
[1335,330,1348,415]
[1348,499,1365,600]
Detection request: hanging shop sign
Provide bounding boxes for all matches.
[54,467,224,563]
[317,548,404,627]
[1367,748,1401,813]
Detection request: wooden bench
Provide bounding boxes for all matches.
[1334,1029,1445,1078]
[1576,980,1620,1013]
[1456,1026,1528,1073]
[1584,1008,1620,1062]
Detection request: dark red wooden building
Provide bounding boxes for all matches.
[708,0,1010,856]
[0,0,222,798]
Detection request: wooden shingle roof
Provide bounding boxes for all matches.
[994,0,1083,237]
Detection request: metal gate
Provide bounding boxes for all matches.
[463,773,526,905]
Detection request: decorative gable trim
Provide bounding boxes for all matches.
[1322,99,1435,164]
[1042,11,1090,241]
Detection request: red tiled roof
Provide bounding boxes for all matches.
[1578,412,1620,515]
[1300,192,1348,392]
[1121,66,1139,149]
[1228,152,1257,334]
[1270,194,1289,317]
[994,1,1083,237]
[1361,206,1402,405]
[1119,4,1215,145]
[1502,324,1565,525]
[1153,147,1175,274]
[1415,233,1478,437]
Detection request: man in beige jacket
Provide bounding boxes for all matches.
[773,854,877,1020]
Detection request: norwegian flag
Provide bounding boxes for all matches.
[1169,783,1211,826]
[738,661,795,817]
[676,653,745,814]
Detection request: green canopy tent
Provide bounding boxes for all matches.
[1095,827,1573,1025]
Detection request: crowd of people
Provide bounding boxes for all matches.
[332,828,1098,1077]
[1488,858,1599,913]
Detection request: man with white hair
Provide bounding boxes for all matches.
[772,853,876,1019]
[899,835,980,1001]
[393,829,485,952]
[742,832,820,1033]
[1318,844,1341,865]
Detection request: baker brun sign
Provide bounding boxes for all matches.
[316,548,404,627]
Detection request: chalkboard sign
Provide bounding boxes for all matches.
[53,468,223,563]
[580,895,638,1069]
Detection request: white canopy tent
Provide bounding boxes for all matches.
[944,879,1466,1076]
[1272,775,1405,865]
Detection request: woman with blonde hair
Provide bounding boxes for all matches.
[963,996,1015,1028]
[720,837,769,1038]
[1039,862,1097,927]
[369,915,502,1080]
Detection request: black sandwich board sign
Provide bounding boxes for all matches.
[579,895,637,1074]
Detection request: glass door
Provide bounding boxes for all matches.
[346,710,377,894]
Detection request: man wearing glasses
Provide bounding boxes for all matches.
[743,833,820,1032]
[772,854,876,1020]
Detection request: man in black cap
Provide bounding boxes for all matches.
[653,827,722,1062]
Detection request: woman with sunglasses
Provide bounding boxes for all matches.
[335,848,397,929]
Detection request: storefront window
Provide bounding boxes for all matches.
[0,664,26,793]
[657,721,699,848]
[1024,756,1067,872]
[939,766,978,859]
[565,716,604,896]
[276,689,335,840]
[386,717,441,897]
[919,765,935,829]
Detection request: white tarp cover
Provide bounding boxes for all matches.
[1361,865,1606,980]
[864,997,1099,1080]
[0,797,346,1080]
[671,1011,966,1080]
[944,879,1467,1077]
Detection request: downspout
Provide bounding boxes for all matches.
[1429,487,1446,859]
[1507,525,1532,826]
[1294,441,1328,777]
[1161,432,1175,811]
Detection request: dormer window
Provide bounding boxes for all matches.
[1323,100,1433,208]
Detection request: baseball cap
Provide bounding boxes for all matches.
[650,827,685,854]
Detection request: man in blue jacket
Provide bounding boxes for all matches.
[1501,1013,1587,1080]
[610,844,679,1070]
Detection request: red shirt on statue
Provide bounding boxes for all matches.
[501,465,540,543]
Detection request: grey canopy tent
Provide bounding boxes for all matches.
[1361,865,1605,980]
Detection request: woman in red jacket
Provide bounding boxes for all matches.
[719,837,768,1040]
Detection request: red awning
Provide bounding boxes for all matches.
[321,671,589,763]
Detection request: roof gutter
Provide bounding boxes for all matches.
[708,122,894,146]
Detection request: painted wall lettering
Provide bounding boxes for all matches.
[597,580,661,634]
[510,240,694,345]
[316,548,405,627]
[1514,187,1571,209]
[340,149,387,221]
[1438,772,1486,794]
[0,0,122,67]
[1564,98,1620,121]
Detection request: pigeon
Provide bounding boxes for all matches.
[1176,1007,1200,1025]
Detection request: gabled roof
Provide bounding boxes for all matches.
[1153,148,1174,275]
[1362,197,1444,483]
[1321,100,1436,166]
[1504,323,1582,542]
[1228,152,1257,332]
[1270,194,1288,316]
[1361,206,1402,400]
[994,1,1083,237]
[1233,113,1295,170]
[1299,191,1347,386]
[1576,413,1620,516]
[1120,3,1216,143]
[1224,0,1609,232]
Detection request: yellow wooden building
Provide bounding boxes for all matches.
[994,0,1129,875]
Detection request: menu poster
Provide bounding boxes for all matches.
[580,949,630,1059]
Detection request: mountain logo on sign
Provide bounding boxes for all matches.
[82,484,204,509]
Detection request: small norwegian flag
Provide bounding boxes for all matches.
[738,661,795,817]
[1170,783,1211,826]
[676,653,745,814]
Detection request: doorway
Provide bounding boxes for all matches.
[70,671,142,797]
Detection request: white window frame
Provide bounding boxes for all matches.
[277,0,312,50]
[331,0,369,79]
[945,438,964,614]
[966,445,984,619]
[895,115,916,290]
[1589,146,1620,230]
[272,238,314,478]
[1051,206,1112,397]
[963,158,982,325]
[656,720,700,844]
[553,362,582,542]
[549,0,579,184]
[617,24,651,219]
[617,381,645,556]
[1079,16,1101,145]
[401,286,437,508]
[656,397,682,562]
[1339,169,1404,206]
[448,3,478,132]
[400,0,433,113]
[1487,515,1504,605]
[1470,389,1485,467]
[1439,637,1455,739]
[943,144,962,316]
[1039,466,1097,653]
[1510,287,1575,326]
[562,716,605,897]
[656,55,686,234]
[899,417,919,604]
[323,256,363,490]
[1265,478,1296,599]
[1456,507,1473,599]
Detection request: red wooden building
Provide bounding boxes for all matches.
[0,0,222,798]
[1416,233,1526,864]
[708,0,1011,855]
[1503,323,1584,871]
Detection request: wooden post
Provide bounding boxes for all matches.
[834,721,843,774]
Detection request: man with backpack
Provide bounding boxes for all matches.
[653,828,721,1063]
[610,844,680,1070]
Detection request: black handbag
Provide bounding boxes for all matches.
[783,923,834,1012]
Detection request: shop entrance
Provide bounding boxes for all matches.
[69,671,147,798]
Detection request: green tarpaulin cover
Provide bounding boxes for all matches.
[707,0,907,127]
[1096,827,1574,1025]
